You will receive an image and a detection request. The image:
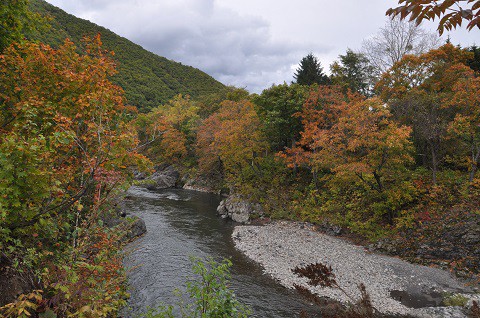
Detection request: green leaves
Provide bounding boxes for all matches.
[253,83,308,151]
[0,133,52,228]
[146,257,251,318]
[0,36,147,316]
[26,0,225,112]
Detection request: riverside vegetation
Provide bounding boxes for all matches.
[1,0,480,317]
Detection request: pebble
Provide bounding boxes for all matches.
[233,221,479,318]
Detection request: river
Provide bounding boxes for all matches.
[122,186,321,317]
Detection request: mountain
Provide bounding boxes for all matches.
[27,0,225,112]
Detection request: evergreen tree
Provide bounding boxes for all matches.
[253,83,309,150]
[293,53,330,86]
[467,45,480,74]
[330,49,374,96]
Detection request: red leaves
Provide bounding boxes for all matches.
[292,262,338,288]
[283,86,412,190]
[387,0,480,35]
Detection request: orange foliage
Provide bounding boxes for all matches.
[0,36,148,315]
[135,94,198,163]
[196,100,266,177]
[377,44,473,101]
[387,0,480,35]
[0,35,147,230]
[283,86,413,193]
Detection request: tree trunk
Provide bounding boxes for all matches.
[431,147,437,185]
[469,144,480,183]
[373,171,384,192]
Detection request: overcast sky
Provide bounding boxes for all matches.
[45,0,478,93]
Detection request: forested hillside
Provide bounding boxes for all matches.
[27,0,225,112]
[1,0,479,316]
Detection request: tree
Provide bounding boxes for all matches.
[0,0,44,52]
[361,16,441,80]
[195,86,250,118]
[196,100,266,180]
[253,83,309,151]
[467,45,480,74]
[1,36,144,232]
[446,75,480,182]
[330,49,375,96]
[293,53,330,86]
[135,95,199,164]
[0,35,148,315]
[377,43,474,184]
[387,0,480,35]
[282,86,413,225]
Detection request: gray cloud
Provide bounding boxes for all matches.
[46,0,332,93]
[45,0,476,93]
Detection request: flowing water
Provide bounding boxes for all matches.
[122,186,321,317]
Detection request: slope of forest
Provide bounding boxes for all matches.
[27,0,225,112]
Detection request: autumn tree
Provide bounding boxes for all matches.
[253,83,309,151]
[361,16,441,80]
[387,0,480,35]
[293,53,330,86]
[377,43,474,184]
[196,100,266,182]
[136,94,199,164]
[195,86,250,118]
[330,49,375,96]
[0,36,148,315]
[446,74,480,182]
[283,86,413,227]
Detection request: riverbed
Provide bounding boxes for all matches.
[233,221,479,318]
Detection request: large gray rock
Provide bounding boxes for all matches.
[217,195,263,224]
[124,215,147,240]
[138,165,180,190]
[103,208,147,242]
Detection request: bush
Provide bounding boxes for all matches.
[146,257,251,318]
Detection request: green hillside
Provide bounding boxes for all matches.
[27,0,225,112]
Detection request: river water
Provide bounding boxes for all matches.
[122,186,321,317]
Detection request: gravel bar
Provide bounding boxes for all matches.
[233,221,479,318]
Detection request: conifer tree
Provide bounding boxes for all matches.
[293,53,330,86]
[330,49,374,96]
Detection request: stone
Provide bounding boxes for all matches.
[124,215,147,240]
[138,165,180,190]
[103,208,147,242]
[133,170,147,180]
[216,194,264,224]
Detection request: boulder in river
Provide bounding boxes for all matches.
[217,194,264,224]
[137,164,180,190]
[109,214,147,242]
[103,201,147,242]
[121,215,147,241]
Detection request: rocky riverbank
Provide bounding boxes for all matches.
[233,221,480,318]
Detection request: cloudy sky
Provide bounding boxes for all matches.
[45,0,478,93]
